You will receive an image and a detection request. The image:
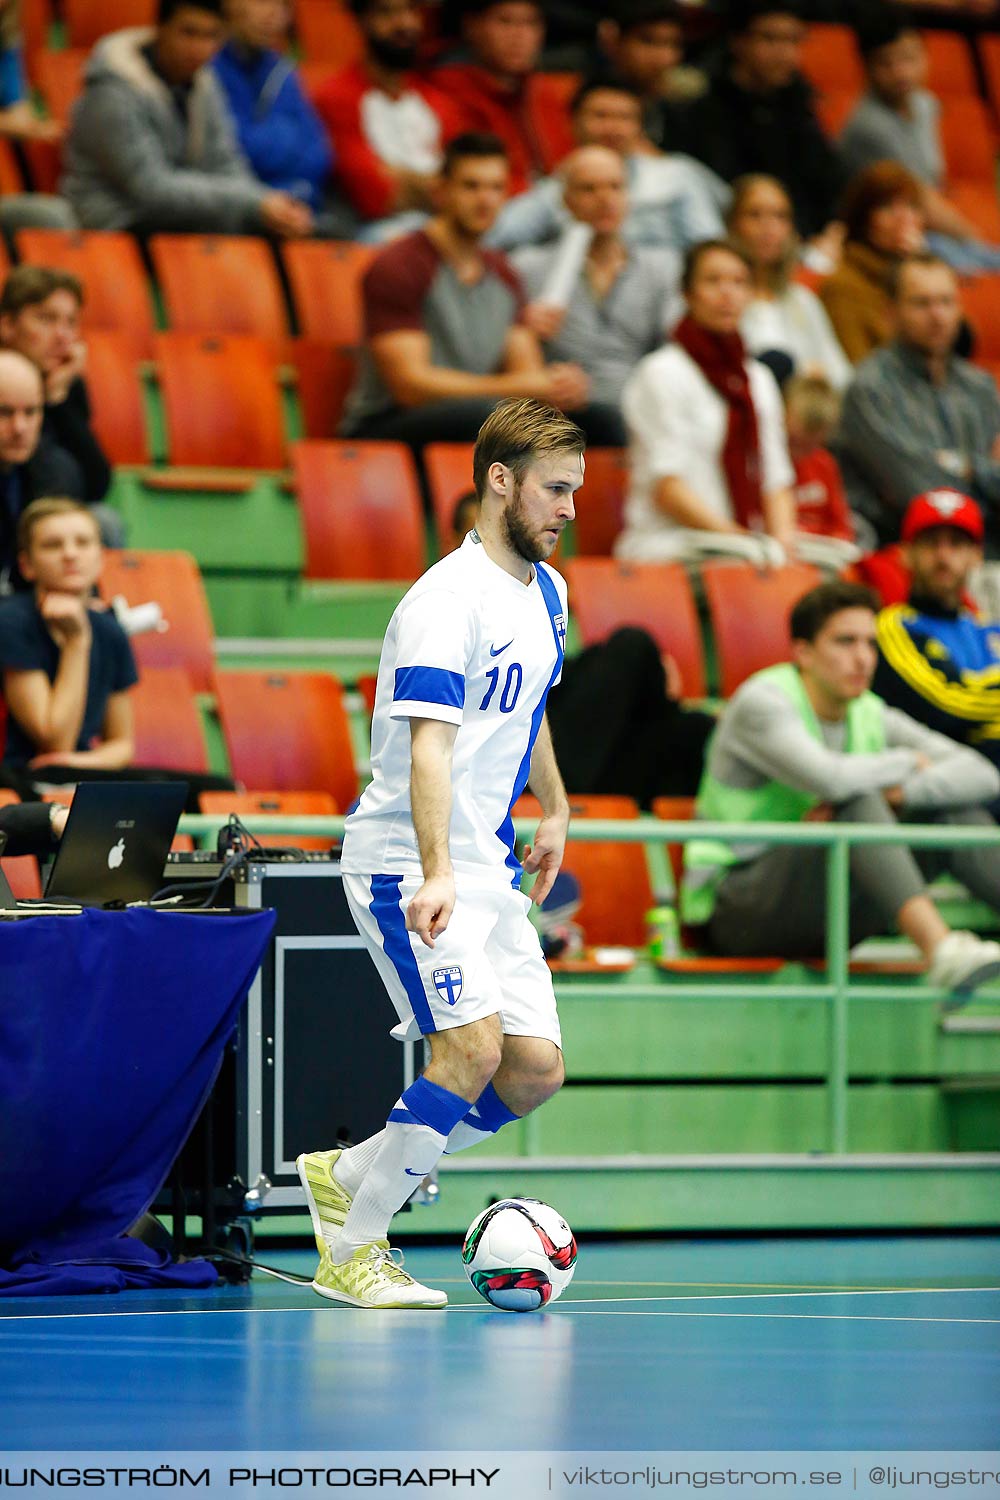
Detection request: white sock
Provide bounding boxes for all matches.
[331,1078,471,1263]
[333,1132,385,1196]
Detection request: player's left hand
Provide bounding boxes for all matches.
[524,811,569,907]
[406,873,456,948]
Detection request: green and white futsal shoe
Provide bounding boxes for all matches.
[296,1148,353,1255]
[311,1240,448,1309]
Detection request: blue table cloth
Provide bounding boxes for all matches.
[0,906,275,1294]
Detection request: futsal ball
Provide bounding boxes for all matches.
[462,1197,577,1311]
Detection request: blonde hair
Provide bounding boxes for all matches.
[17,497,99,555]
[726,173,800,295]
[784,373,841,435]
[472,398,585,500]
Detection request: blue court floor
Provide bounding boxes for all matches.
[1,1237,998,1452]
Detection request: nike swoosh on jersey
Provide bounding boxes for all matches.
[404,1167,429,1177]
[489,640,514,657]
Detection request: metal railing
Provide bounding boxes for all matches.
[176,812,1000,1154]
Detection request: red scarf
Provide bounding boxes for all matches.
[672,314,763,530]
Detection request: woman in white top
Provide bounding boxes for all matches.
[618,239,796,566]
[727,175,852,392]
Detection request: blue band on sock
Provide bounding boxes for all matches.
[466,1081,519,1134]
[399,1077,470,1138]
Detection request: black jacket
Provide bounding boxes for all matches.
[0,438,87,592]
[42,376,111,505]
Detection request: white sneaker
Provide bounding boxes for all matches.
[928,931,1000,1008]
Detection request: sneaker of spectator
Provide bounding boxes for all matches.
[314,0,459,243]
[836,252,1000,550]
[595,0,694,152]
[61,0,312,237]
[672,0,846,242]
[0,350,93,595]
[617,237,797,566]
[840,10,1000,276]
[489,77,727,252]
[432,0,574,197]
[212,0,337,225]
[782,372,859,569]
[339,131,624,450]
[818,160,926,366]
[0,266,111,508]
[510,145,681,432]
[727,173,852,392]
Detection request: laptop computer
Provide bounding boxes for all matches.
[44,781,188,907]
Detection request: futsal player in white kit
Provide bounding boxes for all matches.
[297,398,585,1308]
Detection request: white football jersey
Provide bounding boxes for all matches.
[341,531,568,884]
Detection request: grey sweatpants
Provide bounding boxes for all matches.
[707,793,1000,958]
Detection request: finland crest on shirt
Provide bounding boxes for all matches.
[341,530,568,886]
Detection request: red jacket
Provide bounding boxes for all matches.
[431,64,574,194]
[792,447,854,543]
[315,61,459,220]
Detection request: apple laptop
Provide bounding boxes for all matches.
[44,782,187,907]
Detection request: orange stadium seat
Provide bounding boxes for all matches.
[572,447,628,556]
[0,140,26,193]
[291,440,425,581]
[214,670,359,808]
[199,790,338,851]
[129,667,209,771]
[563,558,707,699]
[961,273,1000,360]
[20,0,53,73]
[940,96,997,186]
[154,333,286,470]
[980,34,1000,128]
[701,560,821,698]
[516,792,651,950]
[281,240,375,344]
[99,549,217,693]
[83,331,150,465]
[286,339,358,438]
[293,0,363,66]
[16,228,156,356]
[63,0,154,47]
[798,23,863,96]
[816,87,860,140]
[948,181,1000,242]
[423,442,475,555]
[921,30,977,97]
[32,49,87,124]
[150,234,290,340]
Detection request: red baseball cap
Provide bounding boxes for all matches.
[901,489,984,544]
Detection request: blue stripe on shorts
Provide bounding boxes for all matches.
[369,874,435,1034]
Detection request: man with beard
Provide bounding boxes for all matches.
[296,399,581,1309]
[339,132,623,448]
[314,0,459,239]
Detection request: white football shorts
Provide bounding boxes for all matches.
[343,871,562,1048]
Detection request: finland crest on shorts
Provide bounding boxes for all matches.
[433,965,464,1007]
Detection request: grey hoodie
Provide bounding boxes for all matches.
[60,27,269,233]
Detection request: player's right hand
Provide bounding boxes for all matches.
[406,874,456,949]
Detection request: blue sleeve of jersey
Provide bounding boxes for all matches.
[393,666,464,709]
[389,590,473,726]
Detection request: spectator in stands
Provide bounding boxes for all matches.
[0,351,82,595]
[617,238,796,565]
[340,132,624,448]
[672,0,845,240]
[783,373,858,568]
[595,0,689,152]
[0,267,110,507]
[61,0,313,237]
[0,0,61,142]
[510,146,681,440]
[0,500,137,779]
[818,161,926,366]
[684,578,1000,998]
[840,12,1000,274]
[836,253,1000,549]
[726,174,851,391]
[432,0,573,196]
[213,0,336,225]
[489,77,727,252]
[0,497,236,808]
[873,490,1000,782]
[314,0,457,242]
